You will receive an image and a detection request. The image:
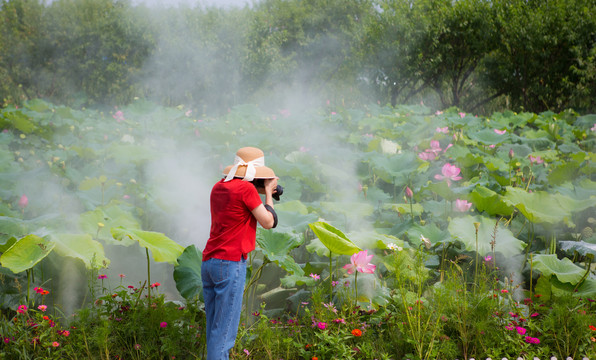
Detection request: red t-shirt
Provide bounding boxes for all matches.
[202,179,263,262]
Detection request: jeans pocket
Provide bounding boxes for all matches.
[211,259,230,283]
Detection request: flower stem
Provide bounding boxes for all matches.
[146,248,151,300]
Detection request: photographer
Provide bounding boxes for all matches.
[201,147,281,360]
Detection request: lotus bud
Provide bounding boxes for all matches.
[405,186,413,199]
[474,222,481,233]
[509,149,514,159]
[18,195,28,208]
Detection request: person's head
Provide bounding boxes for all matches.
[222,147,275,182]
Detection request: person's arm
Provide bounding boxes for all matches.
[251,178,278,229]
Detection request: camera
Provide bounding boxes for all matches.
[252,179,284,201]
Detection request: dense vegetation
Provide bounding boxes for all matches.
[1,0,595,114]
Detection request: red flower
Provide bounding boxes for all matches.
[351,329,363,337]
[589,325,596,331]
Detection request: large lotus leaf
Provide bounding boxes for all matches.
[367,152,418,185]
[107,144,159,165]
[111,227,184,265]
[0,235,55,273]
[308,221,360,256]
[173,245,203,300]
[256,230,304,276]
[50,233,109,269]
[575,277,596,297]
[280,274,314,288]
[470,186,514,216]
[503,187,574,225]
[320,201,374,219]
[384,203,424,217]
[531,254,585,285]
[483,156,509,172]
[448,215,524,257]
[275,200,309,215]
[276,210,318,234]
[426,180,456,201]
[347,230,405,251]
[2,110,37,133]
[559,241,596,257]
[468,128,508,145]
[80,203,140,245]
[405,222,451,248]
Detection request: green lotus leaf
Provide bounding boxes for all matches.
[531,254,585,285]
[173,245,203,300]
[308,221,360,256]
[405,223,451,248]
[275,200,309,215]
[559,241,596,257]
[448,215,525,257]
[575,277,596,297]
[50,233,109,269]
[256,230,304,276]
[111,227,184,265]
[280,274,313,288]
[79,203,140,244]
[0,216,29,244]
[503,187,573,225]
[384,203,424,217]
[470,186,514,216]
[347,230,405,251]
[276,210,318,234]
[320,201,374,219]
[0,234,55,274]
[467,128,506,145]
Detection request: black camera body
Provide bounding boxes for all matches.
[252,179,283,201]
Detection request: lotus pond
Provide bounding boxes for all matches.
[0,99,595,359]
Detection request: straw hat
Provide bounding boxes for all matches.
[222,147,276,182]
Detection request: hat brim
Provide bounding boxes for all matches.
[223,165,276,179]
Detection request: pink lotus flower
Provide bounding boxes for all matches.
[529,155,544,165]
[429,140,442,155]
[454,199,472,212]
[436,127,449,134]
[434,163,462,186]
[591,123,596,132]
[494,129,507,135]
[343,250,376,274]
[18,195,28,208]
[459,112,466,118]
[418,151,436,161]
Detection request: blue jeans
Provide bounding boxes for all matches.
[201,257,246,360]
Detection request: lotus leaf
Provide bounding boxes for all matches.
[448,215,524,257]
[308,221,360,256]
[111,227,184,265]
[0,234,55,274]
[51,233,109,269]
[173,245,203,300]
[256,230,304,276]
[531,254,585,284]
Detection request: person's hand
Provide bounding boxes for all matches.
[263,178,278,196]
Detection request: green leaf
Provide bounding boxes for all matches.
[110,227,184,265]
[308,221,361,256]
[79,203,141,244]
[503,187,573,225]
[448,215,525,257]
[384,203,424,217]
[0,235,55,273]
[470,186,513,216]
[559,241,596,257]
[256,230,304,276]
[50,233,109,269]
[173,245,203,300]
[531,254,585,285]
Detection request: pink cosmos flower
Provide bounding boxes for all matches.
[436,127,449,134]
[18,195,28,208]
[494,129,507,135]
[17,305,27,314]
[434,163,463,186]
[529,155,544,165]
[317,322,326,330]
[38,305,47,312]
[343,250,376,274]
[309,273,320,280]
[160,322,167,328]
[454,199,472,212]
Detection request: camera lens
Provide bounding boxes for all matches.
[273,185,283,201]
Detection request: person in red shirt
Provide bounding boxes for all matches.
[201,147,278,360]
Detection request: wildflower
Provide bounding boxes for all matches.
[494,129,507,135]
[18,195,28,208]
[334,318,346,324]
[38,305,47,312]
[331,281,339,287]
[590,325,596,331]
[516,326,526,335]
[134,344,141,350]
[3,337,9,344]
[252,311,260,317]
[119,274,125,278]
[420,235,431,249]
[17,305,27,314]
[113,110,125,122]
[343,250,376,274]
[351,329,363,337]
[312,357,318,360]
[97,274,107,279]
[52,341,60,347]
[501,289,509,294]
[530,312,539,317]
[322,302,337,313]
[243,349,250,356]
[317,322,326,330]
[434,163,462,186]
[484,255,492,262]
[505,325,514,331]
[591,337,596,342]
[387,243,402,251]
[185,110,192,117]
[525,336,540,344]
[436,127,449,134]
[150,282,161,288]
[309,273,320,280]
[454,199,472,212]
[435,111,443,115]
[160,322,167,328]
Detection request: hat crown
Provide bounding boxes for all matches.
[236,147,264,162]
